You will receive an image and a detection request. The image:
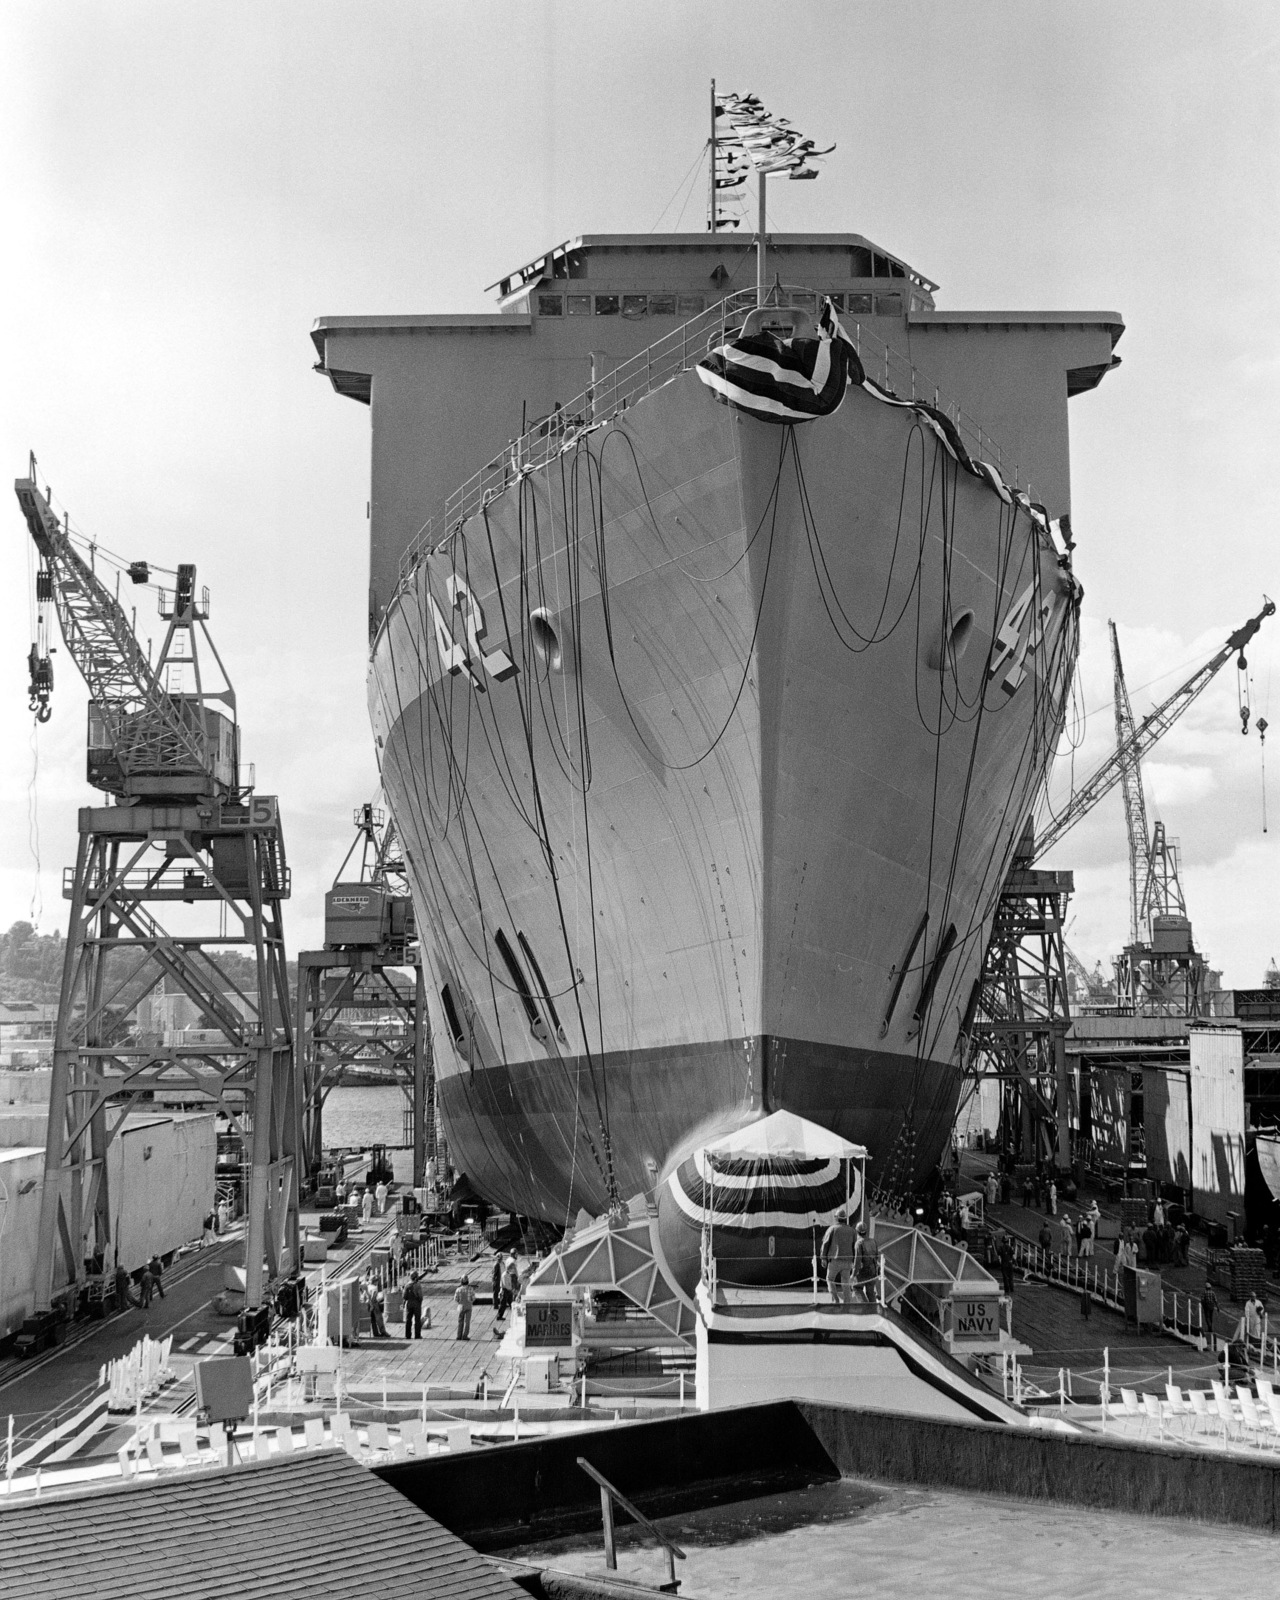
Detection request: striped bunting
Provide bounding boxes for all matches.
[696,297,1064,547]
[666,1149,859,1233]
[697,298,864,423]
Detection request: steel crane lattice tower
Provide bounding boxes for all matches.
[17,460,298,1345]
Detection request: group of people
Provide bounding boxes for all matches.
[113,1253,168,1312]
[358,1180,391,1224]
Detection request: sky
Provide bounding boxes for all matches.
[0,1,1277,984]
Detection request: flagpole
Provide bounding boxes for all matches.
[757,171,767,305]
[709,78,717,234]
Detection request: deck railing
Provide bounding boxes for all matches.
[397,287,1019,583]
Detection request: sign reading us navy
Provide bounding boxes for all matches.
[525,1301,574,1349]
[948,1296,1001,1343]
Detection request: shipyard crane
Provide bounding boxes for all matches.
[296,800,431,1192]
[1032,597,1275,861]
[17,458,297,1352]
[1110,620,1150,947]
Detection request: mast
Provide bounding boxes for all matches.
[757,171,767,305]
[708,78,717,234]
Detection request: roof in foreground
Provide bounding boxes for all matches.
[0,1449,523,1600]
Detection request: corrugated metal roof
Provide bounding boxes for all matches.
[0,1449,523,1600]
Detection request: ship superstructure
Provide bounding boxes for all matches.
[313,232,1122,1224]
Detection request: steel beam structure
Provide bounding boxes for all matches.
[35,797,296,1315]
[967,825,1074,1169]
[296,951,432,1188]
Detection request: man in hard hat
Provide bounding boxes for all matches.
[820,1207,858,1306]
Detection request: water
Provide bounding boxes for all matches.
[502,1479,1279,1598]
[322,1084,413,1181]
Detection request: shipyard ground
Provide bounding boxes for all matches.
[3,1163,1278,1482]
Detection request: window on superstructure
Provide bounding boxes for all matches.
[567,294,592,316]
[786,291,816,311]
[850,246,873,277]
[848,293,873,315]
[594,295,619,316]
[827,293,845,311]
[649,294,677,317]
[538,294,564,316]
[622,295,648,319]
[678,295,704,315]
[875,294,903,317]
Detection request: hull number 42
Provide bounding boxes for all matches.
[428,576,517,692]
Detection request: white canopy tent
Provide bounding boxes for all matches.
[701,1111,870,1294]
[704,1110,867,1165]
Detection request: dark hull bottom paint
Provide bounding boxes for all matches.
[436,1036,960,1220]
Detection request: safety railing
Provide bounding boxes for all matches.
[397,286,1019,583]
[578,1455,686,1591]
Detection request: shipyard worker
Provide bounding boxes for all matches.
[202,1211,216,1249]
[148,1255,166,1299]
[389,1230,403,1282]
[997,1233,1015,1298]
[455,1274,475,1341]
[114,1261,134,1312]
[403,1272,424,1340]
[1245,1291,1267,1350]
[1200,1282,1219,1345]
[364,1275,388,1339]
[375,1179,390,1216]
[361,1186,375,1224]
[491,1256,503,1315]
[1078,1215,1094,1259]
[1037,1221,1053,1258]
[217,1198,229,1234]
[1021,1173,1034,1209]
[501,1254,520,1314]
[985,1172,998,1210]
[851,1223,875,1301]
[1048,1180,1058,1217]
[139,1261,154,1310]
[821,1209,858,1305]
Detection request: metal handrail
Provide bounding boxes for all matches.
[396,285,1017,584]
[578,1455,686,1588]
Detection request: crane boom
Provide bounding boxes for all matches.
[1033,596,1275,861]
[1110,620,1150,946]
[17,466,237,799]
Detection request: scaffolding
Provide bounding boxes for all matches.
[967,822,1073,1168]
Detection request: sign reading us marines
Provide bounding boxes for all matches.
[427,574,518,692]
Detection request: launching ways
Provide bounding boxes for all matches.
[527,1201,1041,1428]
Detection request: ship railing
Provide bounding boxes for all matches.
[396,287,1017,584]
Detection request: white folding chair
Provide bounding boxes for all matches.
[117,1445,135,1480]
[274,1425,295,1454]
[1141,1391,1165,1439]
[1257,1377,1274,1403]
[330,1411,353,1440]
[399,1418,426,1454]
[342,1434,365,1462]
[1238,1389,1270,1447]
[366,1421,391,1456]
[1187,1390,1215,1438]
[1211,1381,1240,1441]
[254,1433,272,1462]
[303,1418,326,1450]
[1119,1387,1146,1435]
[145,1437,167,1472]
[1164,1384,1191,1438]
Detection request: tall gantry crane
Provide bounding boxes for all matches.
[18,459,298,1350]
[969,596,1274,1167]
[296,801,431,1191]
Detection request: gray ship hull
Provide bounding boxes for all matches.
[370,365,1076,1220]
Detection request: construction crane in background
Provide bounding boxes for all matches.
[968,596,1273,1169]
[296,801,432,1194]
[17,458,297,1353]
[1110,620,1151,947]
[1032,597,1275,862]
